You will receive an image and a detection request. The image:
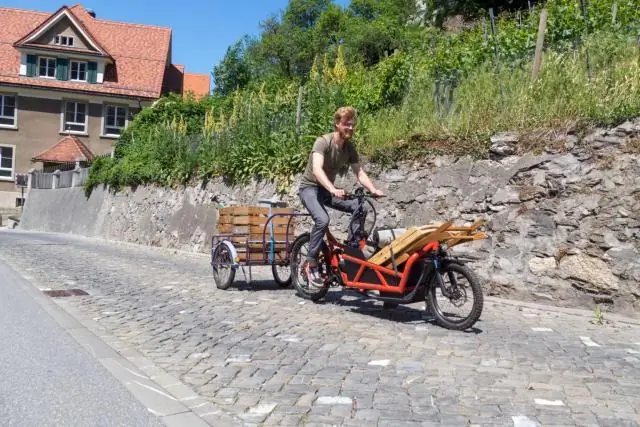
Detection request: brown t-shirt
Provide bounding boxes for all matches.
[299,133,359,189]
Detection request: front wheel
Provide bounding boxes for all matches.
[425,262,484,331]
[212,242,236,290]
[290,233,329,302]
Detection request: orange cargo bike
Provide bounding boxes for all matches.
[289,187,488,331]
[210,200,309,289]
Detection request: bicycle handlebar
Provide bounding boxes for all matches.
[343,187,385,201]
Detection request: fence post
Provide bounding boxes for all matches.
[27,168,35,190]
[72,164,81,187]
[580,0,592,79]
[532,8,548,82]
[52,170,60,190]
[295,86,303,136]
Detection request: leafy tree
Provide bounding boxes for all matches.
[212,38,251,96]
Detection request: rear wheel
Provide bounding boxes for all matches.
[272,263,292,287]
[212,242,236,290]
[426,262,483,331]
[290,233,329,302]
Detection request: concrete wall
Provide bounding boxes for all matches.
[20,185,220,252]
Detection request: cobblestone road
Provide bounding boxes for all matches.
[1,229,639,427]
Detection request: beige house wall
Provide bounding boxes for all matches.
[0,86,146,208]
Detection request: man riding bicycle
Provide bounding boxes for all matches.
[298,106,384,287]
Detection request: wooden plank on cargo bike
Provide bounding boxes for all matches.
[367,227,420,266]
[368,220,453,266]
[387,231,453,266]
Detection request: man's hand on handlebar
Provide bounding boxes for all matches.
[340,187,386,200]
[330,188,346,199]
[370,188,385,198]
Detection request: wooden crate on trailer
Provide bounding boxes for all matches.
[216,205,297,263]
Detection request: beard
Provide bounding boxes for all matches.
[337,128,353,141]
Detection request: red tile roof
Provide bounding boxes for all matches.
[183,72,210,98]
[32,135,94,163]
[0,4,172,99]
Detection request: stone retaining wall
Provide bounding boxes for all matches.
[20,118,640,316]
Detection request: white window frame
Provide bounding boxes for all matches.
[0,94,17,129]
[60,101,88,135]
[39,56,56,78]
[101,104,128,138]
[69,60,88,82]
[54,35,74,46]
[0,144,16,181]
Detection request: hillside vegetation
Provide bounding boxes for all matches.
[86,0,640,195]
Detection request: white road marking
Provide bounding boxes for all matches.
[580,336,600,347]
[532,327,553,332]
[247,402,277,414]
[131,381,177,400]
[368,359,390,366]
[512,415,541,427]
[122,366,148,379]
[317,396,353,405]
[190,352,210,359]
[226,355,251,363]
[192,402,210,408]
[534,398,565,406]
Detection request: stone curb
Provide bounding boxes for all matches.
[5,257,245,427]
[486,296,640,326]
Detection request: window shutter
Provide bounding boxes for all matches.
[26,55,37,77]
[87,62,97,84]
[56,58,69,81]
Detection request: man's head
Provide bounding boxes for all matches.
[334,106,357,141]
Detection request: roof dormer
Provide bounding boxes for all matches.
[13,6,111,59]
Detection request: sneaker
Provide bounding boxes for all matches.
[304,263,325,289]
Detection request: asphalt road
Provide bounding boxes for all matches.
[0,258,165,427]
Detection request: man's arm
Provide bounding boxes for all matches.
[351,163,383,195]
[312,152,342,196]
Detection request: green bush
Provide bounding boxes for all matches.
[86,0,640,195]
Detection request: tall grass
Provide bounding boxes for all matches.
[86,31,640,196]
[361,32,640,160]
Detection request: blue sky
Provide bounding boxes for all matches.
[7,0,351,77]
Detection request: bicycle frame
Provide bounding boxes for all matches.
[319,191,440,295]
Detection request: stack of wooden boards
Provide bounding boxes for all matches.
[367,219,488,267]
[216,206,296,263]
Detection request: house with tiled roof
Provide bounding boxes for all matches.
[0,4,210,208]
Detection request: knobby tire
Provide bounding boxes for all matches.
[426,262,484,331]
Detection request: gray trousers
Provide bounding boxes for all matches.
[299,185,367,262]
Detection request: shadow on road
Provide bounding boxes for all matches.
[229,279,295,293]
[218,278,484,333]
